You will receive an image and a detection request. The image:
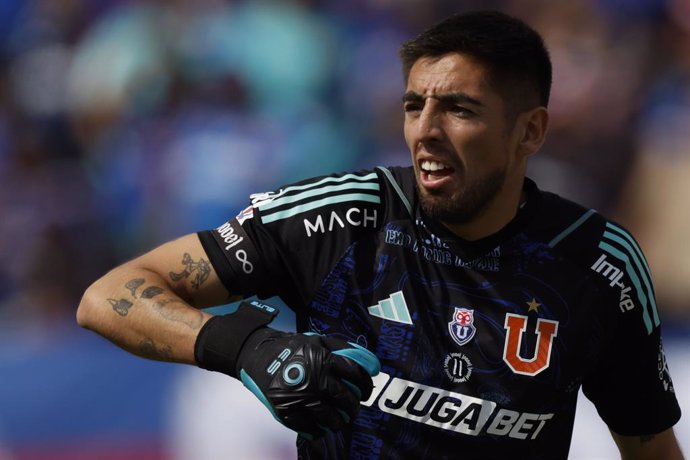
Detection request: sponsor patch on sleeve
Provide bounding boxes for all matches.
[213,218,259,276]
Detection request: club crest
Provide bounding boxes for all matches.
[448,307,476,347]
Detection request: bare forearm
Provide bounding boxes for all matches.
[612,428,684,460]
[77,266,212,364]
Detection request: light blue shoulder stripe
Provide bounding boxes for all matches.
[599,241,654,334]
[602,231,660,327]
[605,223,654,288]
[259,182,379,211]
[261,193,380,224]
[261,172,378,209]
[548,209,597,248]
[376,166,412,217]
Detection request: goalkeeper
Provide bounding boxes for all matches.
[77,10,683,460]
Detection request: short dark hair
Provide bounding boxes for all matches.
[399,11,552,114]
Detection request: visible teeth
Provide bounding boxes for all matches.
[421,160,448,172]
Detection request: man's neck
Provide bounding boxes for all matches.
[441,187,526,242]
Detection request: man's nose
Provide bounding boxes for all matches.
[418,106,444,141]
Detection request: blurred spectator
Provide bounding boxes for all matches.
[0,0,119,327]
[516,0,654,214]
[616,5,690,320]
[0,0,686,357]
[0,0,686,352]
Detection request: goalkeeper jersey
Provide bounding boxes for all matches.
[197,166,681,460]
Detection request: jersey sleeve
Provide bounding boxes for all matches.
[197,169,385,309]
[581,220,681,435]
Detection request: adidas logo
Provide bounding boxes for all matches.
[368,291,412,325]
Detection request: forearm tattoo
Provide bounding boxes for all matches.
[125,278,145,297]
[141,286,164,299]
[153,298,204,329]
[108,279,164,316]
[108,298,133,316]
[105,278,199,360]
[139,338,173,360]
[169,253,211,289]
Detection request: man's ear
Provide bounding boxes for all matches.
[515,106,549,158]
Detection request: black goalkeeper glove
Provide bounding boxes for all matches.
[194,300,380,439]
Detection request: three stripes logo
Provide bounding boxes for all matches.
[368,291,413,325]
[591,222,660,334]
[256,172,381,225]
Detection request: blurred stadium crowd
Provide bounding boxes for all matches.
[2,0,690,326]
[0,0,689,458]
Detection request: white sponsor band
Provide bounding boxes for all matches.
[216,222,244,251]
[362,373,553,440]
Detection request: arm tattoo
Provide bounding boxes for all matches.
[108,298,133,316]
[168,253,211,289]
[141,286,164,299]
[138,338,173,360]
[153,298,204,329]
[108,284,162,316]
[125,278,145,298]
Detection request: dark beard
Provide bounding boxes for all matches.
[418,167,507,225]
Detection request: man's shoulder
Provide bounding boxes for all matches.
[537,185,661,332]
[374,165,417,219]
[248,166,416,239]
[533,186,647,278]
[251,168,382,224]
[537,187,631,245]
[375,165,416,191]
[527,185,608,258]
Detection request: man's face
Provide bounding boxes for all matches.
[403,53,518,225]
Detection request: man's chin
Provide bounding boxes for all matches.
[417,166,507,225]
[419,193,479,225]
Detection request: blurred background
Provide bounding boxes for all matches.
[0,0,688,458]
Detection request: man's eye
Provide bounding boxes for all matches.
[450,106,472,115]
[404,103,421,112]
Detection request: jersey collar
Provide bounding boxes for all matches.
[416,177,542,260]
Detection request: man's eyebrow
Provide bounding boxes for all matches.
[402,91,424,103]
[402,91,484,107]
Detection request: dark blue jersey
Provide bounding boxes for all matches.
[198,166,681,459]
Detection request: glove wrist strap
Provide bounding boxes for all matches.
[194,300,278,378]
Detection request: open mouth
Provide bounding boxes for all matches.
[419,160,454,188]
